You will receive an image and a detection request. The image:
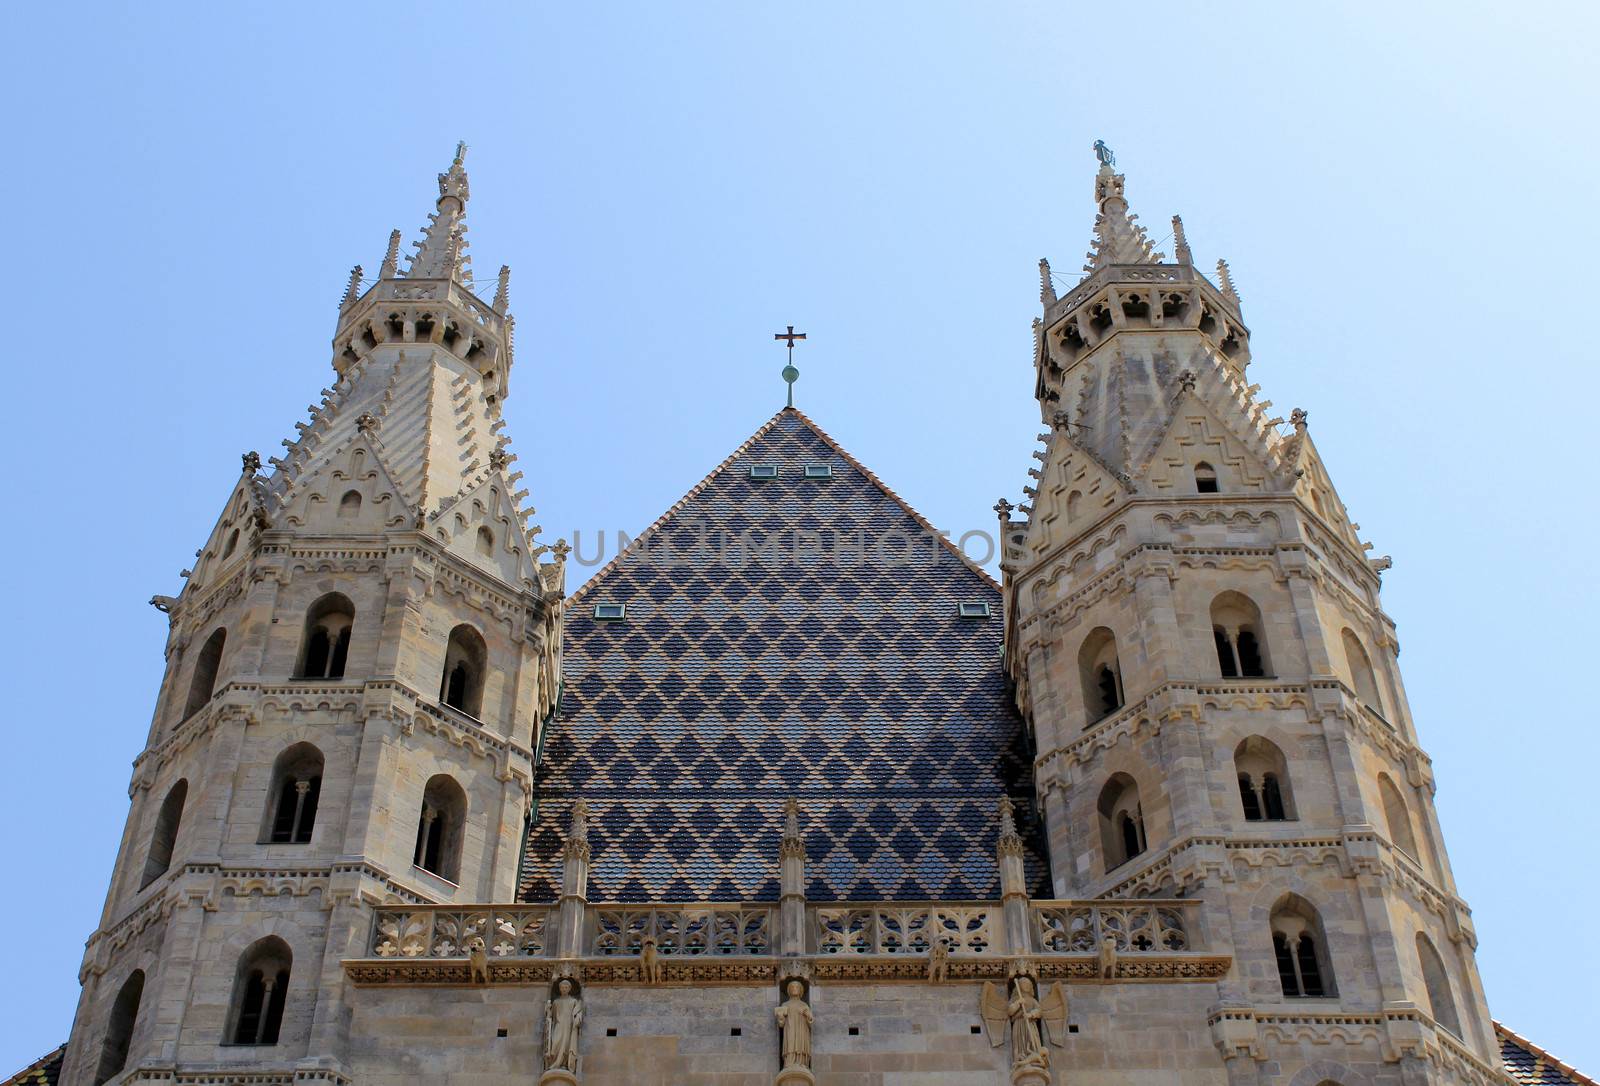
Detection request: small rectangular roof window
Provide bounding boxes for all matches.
[958,602,991,619]
[804,464,833,479]
[749,464,779,479]
[593,603,626,621]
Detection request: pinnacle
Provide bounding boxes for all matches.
[403,143,474,285]
[1082,157,1164,272]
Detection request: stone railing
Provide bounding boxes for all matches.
[1032,899,1195,953]
[589,904,773,957]
[370,905,553,958]
[813,903,997,955]
[354,898,1228,985]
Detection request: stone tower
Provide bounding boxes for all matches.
[57,146,565,1085]
[997,150,1501,1083]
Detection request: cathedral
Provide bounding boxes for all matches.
[9,145,1589,1086]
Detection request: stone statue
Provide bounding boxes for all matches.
[640,935,662,985]
[543,977,584,1075]
[928,939,949,984]
[774,979,814,1071]
[468,939,490,985]
[1098,934,1118,979]
[981,974,1068,1072]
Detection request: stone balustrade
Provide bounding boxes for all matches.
[363,898,1205,961]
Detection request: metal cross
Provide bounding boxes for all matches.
[774,325,806,408]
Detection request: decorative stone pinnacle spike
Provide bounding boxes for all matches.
[784,797,801,839]
[405,146,472,282]
[241,451,261,475]
[1084,147,1164,271]
[1050,409,1071,432]
[493,265,511,314]
[1172,215,1193,266]
[1291,407,1308,432]
[1216,258,1240,303]
[1038,258,1056,305]
[1178,369,1197,392]
[993,497,1014,519]
[341,265,364,308]
[380,230,402,279]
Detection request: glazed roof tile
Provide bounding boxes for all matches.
[520,408,1048,903]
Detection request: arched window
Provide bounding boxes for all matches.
[183,628,227,718]
[1378,773,1419,860]
[476,526,494,556]
[1194,462,1219,493]
[264,744,323,844]
[228,936,291,1046]
[1270,895,1334,998]
[1416,933,1462,1036]
[414,774,467,882]
[1077,627,1124,721]
[439,624,487,717]
[297,593,354,679]
[223,528,239,559]
[140,780,188,890]
[1341,629,1383,711]
[1234,737,1295,822]
[337,490,361,519]
[1211,592,1269,678]
[1096,773,1147,870]
[94,969,144,1084]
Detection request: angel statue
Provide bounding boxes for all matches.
[542,976,584,1075]
[981,973,1068,1071]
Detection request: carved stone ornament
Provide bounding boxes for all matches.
[981,968,1068,1082]
[541,975,584,1083]
[774,977,815,1085]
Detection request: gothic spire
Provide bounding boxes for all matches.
[1082,145,1164,272]
[404,141,473,285]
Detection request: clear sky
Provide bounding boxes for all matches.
[3,0,1596,1075]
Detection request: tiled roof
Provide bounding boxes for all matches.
[1499,1023,1597,1086]
[520,408,1049,903]
[1,1046,63,1086]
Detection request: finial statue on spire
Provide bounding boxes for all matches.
[1083,143,1163,270]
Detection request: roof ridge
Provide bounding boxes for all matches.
[1497,1022,1597,1086]
[566,408,791,603]
[787,407,1000,591]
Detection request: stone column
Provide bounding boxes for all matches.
[996,798,1033,957]
[779,799,807,958]
[555,802,590,961]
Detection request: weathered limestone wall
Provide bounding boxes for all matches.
[345,981,1235,1086]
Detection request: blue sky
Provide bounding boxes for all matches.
[3,0,1596,1074]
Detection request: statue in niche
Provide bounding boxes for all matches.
[774,978,814,1071]
[543,976,584,1074]
[981,971,1068,1071]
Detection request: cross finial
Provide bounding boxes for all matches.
[774,324,806,408]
